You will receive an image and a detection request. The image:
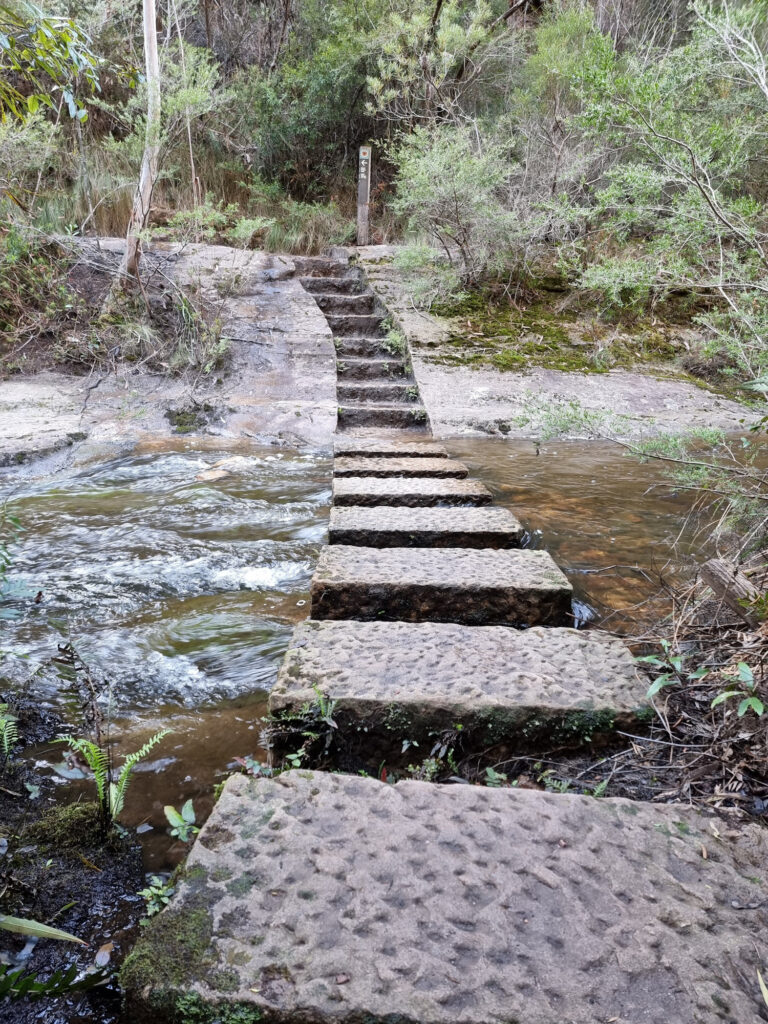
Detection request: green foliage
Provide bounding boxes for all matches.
[0,913,85,944]
[164,798,199,843]
[0,702,18,760]
[0,2,101,121]
[58,729,170,830]
[711,661,765,717]
[635,639,709,699]
[139,874,175,917]
[0,960,107,1000]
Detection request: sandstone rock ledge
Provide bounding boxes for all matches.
[122,770,768,1024]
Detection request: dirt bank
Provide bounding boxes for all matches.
[357,246,759,439]
[0,241,337,477]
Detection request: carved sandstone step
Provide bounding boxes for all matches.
[314,292,375,315]
[270,620,647,760]
[334,336,400,358]
[333,475,490,506]
[292,256,349,277]
[334,457,466,479]
[326,313,386,336]
[336,382,417,403]
[328,505,523,547]
[309,545,572,625]
[336,357,409,381]
[337,405,428,431]
[123,770,768,1024]
[333,437,448,458]
[300,275,365,295]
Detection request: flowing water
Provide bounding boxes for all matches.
[1,436,704,870]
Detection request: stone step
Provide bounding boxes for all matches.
[270,621,646,761]
[300,275,364,295]
[333,475,491,506]
[334,437,449,458]
[337,405,428,431]
[328,505,523,547]
[123,770,768,1024]
[336,382,417,403]
[333,456,467,478]
[334,336,398,358]
[336,357,409,381]
[315,292,375,314]
[309,545,572,625]
[292,256,349,277]
[326,313,386,336]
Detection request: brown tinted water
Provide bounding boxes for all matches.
[2,438,705,871]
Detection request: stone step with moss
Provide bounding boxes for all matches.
[314,292,375,315]
[309,545,572,625]
[269,620,648,766]
[300,274,365,295]
[332,475,491,506]
[337,404,429,431]
[326,313,386,336]
[336,356,410,381]
[336,382,418,403]
[328,505,524,547]
[333,456,467,478]
[333,437,448,458]
[121,770,768,1024]
[334,336,399,358]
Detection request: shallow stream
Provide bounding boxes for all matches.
[1,436,703,870]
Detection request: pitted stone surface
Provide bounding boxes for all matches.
[334,438,448,458]
[270,621,647,747]
[336,357,409,380]
[328,505,524,547]
[310,545,572,624]
[333,456,468,478]
[123,770,768,1024]
[333,476,492,506]
[337,405,429,430]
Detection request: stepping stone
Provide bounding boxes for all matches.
[336,357,409,380]
[123,770,768,1024]
[310,545,572,625]
[333,457,467,479]
[333,476,490,506]
[336,382,418,403]
[300,275,364,295]
[328,505,523,547]
[270,621,647,760]
[337,405,428,430]
[334,437,449,458]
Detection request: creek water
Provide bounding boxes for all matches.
[1,436,702,871]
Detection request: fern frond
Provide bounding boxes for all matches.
[109,729,170,819]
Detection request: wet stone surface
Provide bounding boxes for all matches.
[270,620,648,756]
[122,770,768,1024]
[333,456,468,478]
[333,438,448,458]
[332,476,492,506]
[328,505,524,547]
[309,545,573,625]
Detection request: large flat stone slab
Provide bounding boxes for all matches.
[269,620,647,761]
[337,405,429,430]
[334,437,448,458]
[310,545,572,624]
[333,456,467,478]
[122,770,768,1024]
[328,505,524,547]
[333,476,492,506]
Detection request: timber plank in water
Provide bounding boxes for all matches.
[309,545,572,625]
[333,437,448,458]
[122,770,768,1024]
[270,620,647,761]
[333,456,468,478]
[328,505,524,547]
[333,475,491,506]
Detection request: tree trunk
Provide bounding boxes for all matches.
[700,558,761,629]
[115,0,161,289]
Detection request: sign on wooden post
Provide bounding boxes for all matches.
[357,145,372,247]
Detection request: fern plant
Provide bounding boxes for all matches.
[0,704,19,763]
[59,730,170,831]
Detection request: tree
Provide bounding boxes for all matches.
[115,0,161,287]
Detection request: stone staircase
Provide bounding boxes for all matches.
[123,255,768,1024]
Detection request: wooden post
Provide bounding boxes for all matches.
[357,145,371,247]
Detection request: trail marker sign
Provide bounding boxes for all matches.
[357,145,372,246]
